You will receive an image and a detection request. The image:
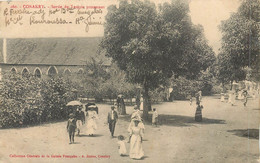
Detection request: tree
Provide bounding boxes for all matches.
[82,57,110,102]
[100,0,215,120]
[217,52,246,90]
[219,0,260,83]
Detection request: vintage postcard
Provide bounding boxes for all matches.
[0,0,259,162]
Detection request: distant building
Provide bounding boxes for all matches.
[0,37,110,80]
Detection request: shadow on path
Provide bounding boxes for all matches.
[227,129,259,139]
[120,114,225,127]
[79,134,103,137]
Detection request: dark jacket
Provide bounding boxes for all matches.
[107,110,118,123]
[75,111,85,123]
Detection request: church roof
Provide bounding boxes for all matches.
[1,37,110,66]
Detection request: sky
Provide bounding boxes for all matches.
[0,0,241,54]
[189,0,241,54]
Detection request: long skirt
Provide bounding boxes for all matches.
[195,109,202,122]
[220,95,225,102]
[129,135,144,159]
[86,118,97,135]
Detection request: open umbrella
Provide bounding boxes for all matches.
[66,100,82,106]
[118,94,123,98]
[88,105,97,108]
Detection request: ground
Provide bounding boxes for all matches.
[0,96,259,163]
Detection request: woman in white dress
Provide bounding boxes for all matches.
[220,93,225,102]
[128,105,145,134]
[129,119,144,159]
[86,107,98,136]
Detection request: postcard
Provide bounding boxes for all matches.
[0,0,259,162]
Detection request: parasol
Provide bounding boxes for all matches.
[66,100,82,106]
[88,105,97,108]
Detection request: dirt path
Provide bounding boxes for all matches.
[0,96,259,163]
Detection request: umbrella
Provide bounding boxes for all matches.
[88,105,97,108]
[66,100,82,106]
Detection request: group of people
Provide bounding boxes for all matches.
[220,89,248,106]
[108,105,146,160]
[66,106,98,144]
[66,104,148,160]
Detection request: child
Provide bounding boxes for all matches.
[152,108,158,127]
[117,135,127,156]
[67,113,77,144]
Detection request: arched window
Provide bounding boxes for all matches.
[64,69,71,75]
[10,67,17,74]
[21,67,29,77]
[47,66,58,76]
[34,68,41,78]
[77,68,84,74]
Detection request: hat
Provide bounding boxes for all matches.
[111,105,115,109]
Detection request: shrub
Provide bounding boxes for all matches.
[0,74,75,128]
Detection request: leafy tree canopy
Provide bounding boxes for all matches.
[100,0,215,119]
[219,0,260,82]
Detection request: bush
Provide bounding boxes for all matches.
[170,69,218,100]
[0,74,75,128]
[170,77,200,100]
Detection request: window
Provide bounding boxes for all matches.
[34,68,41,78]
[77,68,84,74]
[64,69,71,75]
[10,67,17,74]
[47,66,58,76]
[21,68,29,77]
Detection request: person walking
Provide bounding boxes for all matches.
[117,135,127,156]
[107,105,118,138]
[129,118,144,160]
[75,106,85,136]
[152,108,159,127]
[243,90,248,107]
[86,107,98,136]
[195,104,203,122]
[220,93,225,102]
[67,113,76,144]
[128,105,145,142]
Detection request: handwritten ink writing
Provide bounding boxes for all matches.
[3,5,104,32]
[30,15,69,25]
[5,15,23,26]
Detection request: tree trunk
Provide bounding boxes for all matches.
[143,85,150,121]
[120,99,126,115]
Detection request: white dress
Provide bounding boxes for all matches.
[86,110,98,135]
[128,110,145,133]
[117,140,127,155]
[220,93,225,102]
[129,126,144,159]
[228,93,232,103]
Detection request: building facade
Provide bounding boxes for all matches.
[0,37,110,79]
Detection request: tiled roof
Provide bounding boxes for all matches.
[2,37,110,65]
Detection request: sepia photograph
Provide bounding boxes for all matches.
[0,0,259,162]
